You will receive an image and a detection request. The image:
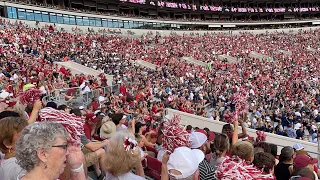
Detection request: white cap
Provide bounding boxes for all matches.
[79,106,84,110]
[0,91,9,99]
[293,143,305,151]
[295,112,302,117]
[190,132,207,149]
[168,147,204,179]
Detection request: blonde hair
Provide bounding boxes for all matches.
[231,141,254,161]
[105,130,140,176]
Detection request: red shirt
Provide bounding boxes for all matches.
[59,67,67,75]
[83,122,92,139]
[120,85,127,95]
[91,101,99,111]
[152,105,158,114]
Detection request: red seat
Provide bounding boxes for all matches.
[146,146,158,157]
[145,156,162,180]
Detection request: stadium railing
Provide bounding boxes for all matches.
[41,84,120,107]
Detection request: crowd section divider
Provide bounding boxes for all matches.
[180,56,208,67]
[248,51,270,61]
[133,60,159,70]
[54,61,114,86]
[217,55,238,63]
[165,108,320,161]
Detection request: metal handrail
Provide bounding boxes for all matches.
[42,84,120,106]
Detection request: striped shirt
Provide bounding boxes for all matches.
[199,159,216,180]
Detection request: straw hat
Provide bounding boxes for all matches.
[100,121,116,139]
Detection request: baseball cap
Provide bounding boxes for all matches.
[195,129,215,142]
[293,143,305,151]
[46,102,57,109]
[295,112,302,117]
[294,154,318,168]
[0,91,9,99]
[190,132,207,149]
[168,147,204,179]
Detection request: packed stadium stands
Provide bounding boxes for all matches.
[0,1,320,180]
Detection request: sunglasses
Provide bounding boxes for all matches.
[52,144,68,151]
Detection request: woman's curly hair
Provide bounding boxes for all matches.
[15,122,69,171]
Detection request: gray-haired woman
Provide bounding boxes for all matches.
[15,122,86,180]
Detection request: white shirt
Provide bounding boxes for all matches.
[1,157,26,180]
[105,172,146,180]
[294,123,302,130]
[98,96,105,102]
[80,82,91,95]
[249,89,255,95]
[157,149,166,162]
[121,124,128,129]
[189,92,194,100]
[39,86,47,95]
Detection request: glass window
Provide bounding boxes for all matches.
[131,21,138,28]
[147,22,153,28]
[18,9,26,20]
[154,22,160,28]
[123,21,129,28]
[42,12,49,22]
[34,11,42,21]
[89,18,95,26]
[113,20,119,28]
[83,17,89,26]
[26,10,34,21]
[118,20,124,28]
[63,15,69,24]
[7,7,17,19]
[139,22,144,28]
[108,20,113,27]
[50,13,57,23]
[102,19,108,27]
[95,18,101,27]
[69,15,76,25]
[57,14,63,24]
[76,16,83,26]
[128,21,135,28]
[161,23,170,28]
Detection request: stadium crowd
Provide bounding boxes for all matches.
[6,0,320,23]
[0,18,320,180]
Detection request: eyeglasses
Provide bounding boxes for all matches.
[52,144,68,151]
